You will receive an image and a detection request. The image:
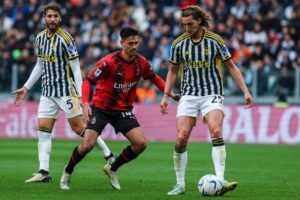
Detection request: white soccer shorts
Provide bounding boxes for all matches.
[176,95,224,122]
[38,96,82,119]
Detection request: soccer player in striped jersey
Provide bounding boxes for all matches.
[59,27,179,190]
[12,2,114,183]
[160,6,253,196]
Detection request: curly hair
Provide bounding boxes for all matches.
[181,6,211,28]
[43,2,61,16]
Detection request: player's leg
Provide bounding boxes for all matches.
[103,111,141,190]
[63,96,115,162]
[60,105,108,189]
[205,108,237,195]
[60,129,98,189]
[25,97,58,183]
[167,96,198,195]
[95,135,116,164]
[103,127,145,190]
[205,109,226,179]
[167,115,195,195]
[111,127,147,171]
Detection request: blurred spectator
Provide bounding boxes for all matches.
[136,80,157,104]
[0,0,300,102]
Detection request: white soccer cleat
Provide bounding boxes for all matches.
[106,152,116,165]
[60,167,71,190]
[103,163,121,190]
[167,184,185,195]
[25,170,52,183]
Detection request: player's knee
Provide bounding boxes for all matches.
[210,127,222,138]
[176,132,189,144]
[139,139,148,151]
[134,139,147,153]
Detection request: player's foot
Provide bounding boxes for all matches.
[60,166,71,190]
[219,180,238,196]
[103,163,121,190]
[25,169,52,183]
[105,152,116,165]
[167,184,185,195]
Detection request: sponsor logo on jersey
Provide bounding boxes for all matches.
[91,116,96,124]
[114,81,137,93]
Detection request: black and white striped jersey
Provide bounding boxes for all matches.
[169,30,231,96]
[35,27,79,97]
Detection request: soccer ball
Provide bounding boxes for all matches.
[198,174,223,196]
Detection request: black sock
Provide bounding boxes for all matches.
[110,145,138,172]
[65,146,86,174]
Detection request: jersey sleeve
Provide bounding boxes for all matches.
[59,30,79,60]
[87,59,110,83]
[169,40,182,64]
[215,35,232,62]
[35,37,41,57]
[141,59,155,79]
[63,39,79,60]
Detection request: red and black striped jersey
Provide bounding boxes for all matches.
[85,51,156,111]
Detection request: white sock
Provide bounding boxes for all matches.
[95,136,111,157]
[212,145,226,179]
[173,151,187,187]
[38,131,52,172]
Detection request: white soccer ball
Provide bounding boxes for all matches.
[198,174,223,196]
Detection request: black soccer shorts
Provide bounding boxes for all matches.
[86,105,140,135]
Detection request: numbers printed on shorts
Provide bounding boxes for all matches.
[211,95,223,104]
[67,99,74,110]
[121,111,133,118]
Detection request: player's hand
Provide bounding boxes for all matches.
[170,92,181,102]
[244,92,253,109]
[160,95,169,115]
[12,86,29,106]
[82,102,92,122]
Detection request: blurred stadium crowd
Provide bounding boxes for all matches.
[0,0,299,103]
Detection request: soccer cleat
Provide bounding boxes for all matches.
[219,180,238,196]
[103,163,121,190]
[60,166,71,190]
[105,152,116,165]
[167,184,185,195]
[25,170,52,183]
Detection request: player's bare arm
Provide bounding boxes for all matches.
[224,59,253,108]
[160,63,180,115]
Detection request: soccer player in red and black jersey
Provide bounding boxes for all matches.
[59,27,179,190]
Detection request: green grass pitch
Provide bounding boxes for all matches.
[0,138,299,200]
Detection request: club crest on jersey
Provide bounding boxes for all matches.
[94,69,102,78]
[91,116,96,124]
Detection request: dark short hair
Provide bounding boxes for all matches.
[43,2,61,16]
[120,27,138,40]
